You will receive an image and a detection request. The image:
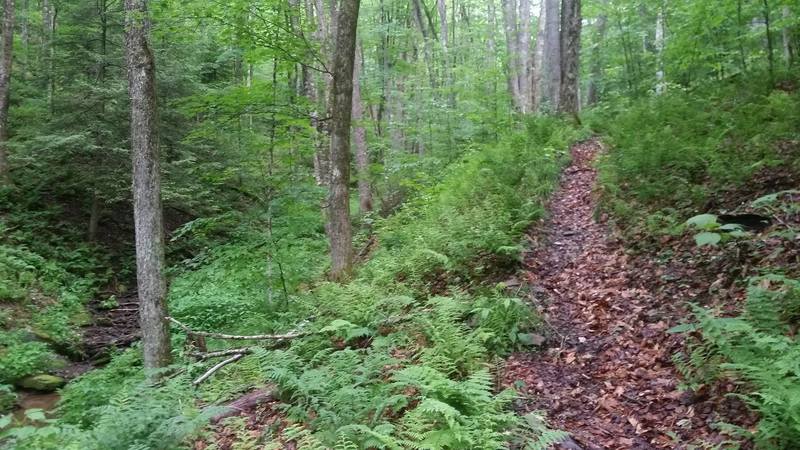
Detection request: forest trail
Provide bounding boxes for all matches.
[502,140,731,449]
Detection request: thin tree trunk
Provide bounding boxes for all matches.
[654,1,665,95]
[737,0,748,72]
[487,0,497,58]
[517,0,532,112]
[312,0,332,186]
[558,0,581,115]
[327,0,360,281]
[352,44,372,215]
[410,0,436,89]
[586,0,607,105]
[41,0,55,115]
[88,192,101,242]
[541,0,560,111]
[124,0,171,370]
[782,5,794,66]
[532,0,546,111]
[501,0,522,111]
[436,0,454,106]
[0,0,13,185]
[763,0,774,85]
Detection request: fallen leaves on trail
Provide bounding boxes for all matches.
[502,139,755,450]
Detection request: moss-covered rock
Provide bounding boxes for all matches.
[16,374,66,392]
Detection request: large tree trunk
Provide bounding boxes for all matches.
[586,0,608,105]
[517,0,532,113]
[0,0,13,185]
[540,0,560,111]
[501,0,523,111]
[352,45,372,215]
[327,0,360,281]
[558,0,581,115]
[124,0,172,370]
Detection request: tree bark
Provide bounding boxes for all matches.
[352,44,372,215]
[88,192,102,242]
[532,0,545,111]
[517,0,532,112]
[0,0,13,185]
[327,0,360,281]
[558,0,581,115]
[41,0,55,115]
[124,0,172,370]
[501,0,522,111]
[541,0,560,111]
[586,0,607,105]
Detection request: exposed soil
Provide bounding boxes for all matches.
[80,290,141,362]
[501,139,756,449]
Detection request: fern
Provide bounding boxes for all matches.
[674,275,800,449]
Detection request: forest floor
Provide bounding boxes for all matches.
[501,139,754,450]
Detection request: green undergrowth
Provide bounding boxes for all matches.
[1,117,581,449]
[588,74,800,237]
[592,74,800,449]
[0,191,111,390]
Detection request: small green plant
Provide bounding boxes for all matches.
[685,214,748,247]
[99,295,118,310]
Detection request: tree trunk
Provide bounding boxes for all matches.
[352,44,372,215]
[124,0,172,371]
[436,0,454,106]
[654,1,665,95]
[782,6,794,66]
[41,0,55,115]
[517,0,532,112]
[586,0,607,105]
[558,0,581,115]
[541,0,560,111]
[0,0,13,185]
[763,0,774,85]
[327,0,359,281]
[531,0,545,111]
[410,0,436,89]
[312,0,333,187]
[501,0,522,111]
[88,192,101,242]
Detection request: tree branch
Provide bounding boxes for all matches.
[192,353,244,386]
[167,316,313,341]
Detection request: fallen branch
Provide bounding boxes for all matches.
[190,347,255,360]
[193,353,244,386]
[167,316,313,341]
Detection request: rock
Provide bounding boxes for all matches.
[16,374,66,392]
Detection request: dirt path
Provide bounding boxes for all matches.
[502,140,736,449]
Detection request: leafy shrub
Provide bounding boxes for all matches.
[594,81,800,233]
[0,333,62,383]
